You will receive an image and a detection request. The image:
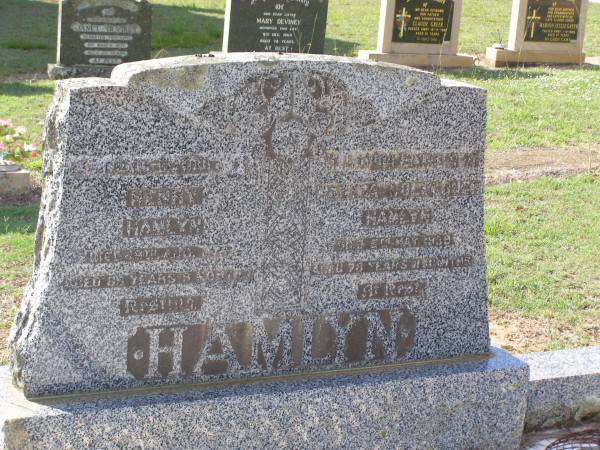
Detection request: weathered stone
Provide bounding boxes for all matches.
[0,348,529,449]
[49,0,152,79]
[520,346,600,431]
[223,0,329,53]
[10,53,488,398]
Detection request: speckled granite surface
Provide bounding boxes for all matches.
[520,346,600,430]
[9,53,489,398]
[1,347,528,450]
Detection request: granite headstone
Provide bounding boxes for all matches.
[10,53,488,398]
[48,0,152,79]
[223,0,329,53]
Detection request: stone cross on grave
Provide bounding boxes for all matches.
[527,7,542,38]
[396,7,412,38]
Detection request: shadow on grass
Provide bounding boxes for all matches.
[0,0,359,74]
[442,63,600,80]
[0,82,55,97]
[439,67,552,80]
[324,37,361,57]
[0,0,57,51]
[0,206,39,235]
[152,4,360,57]
[152,3,225,52]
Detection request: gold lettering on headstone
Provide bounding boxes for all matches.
[524,0,581,42]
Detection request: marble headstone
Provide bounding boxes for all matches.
[10,54,488,398]
[223,0,329,53]
[486,0,589,67]
[359,0,475,68]
[48,0,152,79]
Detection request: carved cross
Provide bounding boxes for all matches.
[527,8,542,38]
[396,7,412,38]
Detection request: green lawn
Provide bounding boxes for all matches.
[1,0,599,152]
[0,206,38,365]
[1,0,599,72]
[444,67,600,150]
[0,81,54,146]
[486,175,600,350]
[1,175,598,362]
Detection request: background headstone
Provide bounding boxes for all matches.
[48,0,152,79]
[486,0,589,67]
[0,160,34,196]
[359,0,474,68]
[223,0,329,53]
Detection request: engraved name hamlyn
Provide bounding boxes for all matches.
[127,308,416,379]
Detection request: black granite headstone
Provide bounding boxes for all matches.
[524,0,581,43]
[49,0,152,79]
[391,0,454,45]
[224,0,329,53]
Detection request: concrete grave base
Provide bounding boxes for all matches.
[47,64,112,80]
[587,56,600,66]
[0,169,34,196]
[521,346,600,431]
[358,50,475,69]
[485,47,586,68]
[1,347,528,449]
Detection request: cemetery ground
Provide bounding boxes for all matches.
[0,0,599,364]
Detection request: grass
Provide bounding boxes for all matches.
[0,1,599,152]
[0,205,38,365]
[486,175,600,349]
[1,0,599,71]
[443,67,600,150]
[0,81,54,144]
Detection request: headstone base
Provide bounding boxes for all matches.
[358,50,475,69]
[0,168,33,196]
[1,348,528,449]
[47,64,113,80]
[586,56,600,66]
[485,48,586,68]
